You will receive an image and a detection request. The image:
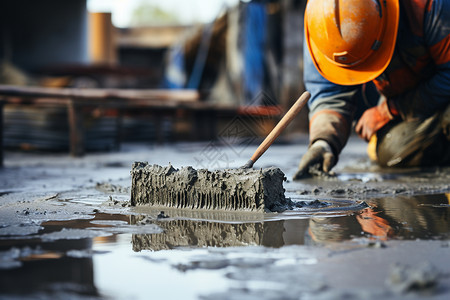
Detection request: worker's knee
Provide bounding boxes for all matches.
[376,120,419,167]
[442,104,450,139]
[375,111,450,168]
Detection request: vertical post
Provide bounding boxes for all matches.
[114,108,123,151]
[68,99,85,157]
[88,12,117,65]
[0,100,4,167]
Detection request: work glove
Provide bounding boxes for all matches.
[355,98,398,141]
[293,140,336,180]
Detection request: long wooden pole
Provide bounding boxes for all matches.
[243,91,311,168]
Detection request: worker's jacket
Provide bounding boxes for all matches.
[304,0,450,155]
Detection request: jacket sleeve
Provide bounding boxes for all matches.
[303,38,360,155]
[393,0,450,119]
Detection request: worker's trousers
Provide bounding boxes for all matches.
[375,104,450,168]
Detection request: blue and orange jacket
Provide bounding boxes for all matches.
[304,0,450,154]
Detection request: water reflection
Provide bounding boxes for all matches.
[0,238,98,297]
[371,194,449,240]
[309,193,450,244]
[0,194,448,298]
[0,213,131,297]
[132,193,450,250]
[131,217,286,251]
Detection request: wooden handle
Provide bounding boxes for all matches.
[249,91,311,164]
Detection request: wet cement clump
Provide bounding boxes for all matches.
[96,182,130,194]
[387,262,440,294]
[130,162,288,212]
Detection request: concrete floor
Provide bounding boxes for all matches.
[0,135,449,299]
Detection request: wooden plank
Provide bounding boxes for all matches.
[0,85,241,111]
[1,96,239,112]
[2,97,70,106]
[0,85,200,102]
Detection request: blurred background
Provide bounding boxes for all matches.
[0,0,308,153]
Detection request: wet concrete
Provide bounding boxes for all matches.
[0,137,449,299]
[131,163,287,212]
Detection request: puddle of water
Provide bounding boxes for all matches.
[0,233,229,299]
[0,193,449,298]
[337,172,395,182]
[93,235,229,300]
[366,193,450,241]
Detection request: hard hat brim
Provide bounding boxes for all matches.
[305,0,399,86]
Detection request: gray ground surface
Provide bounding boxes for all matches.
[0,135,449,299]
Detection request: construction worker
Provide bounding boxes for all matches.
[294,0,450,179]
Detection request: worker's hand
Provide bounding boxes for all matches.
[293,140,336,180]
[355,99,396,141]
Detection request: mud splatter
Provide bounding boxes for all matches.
[387,262,440,294]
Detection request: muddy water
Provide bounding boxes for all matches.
[0,193,449,298]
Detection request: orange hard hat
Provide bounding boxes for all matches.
[305,0,399,85]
